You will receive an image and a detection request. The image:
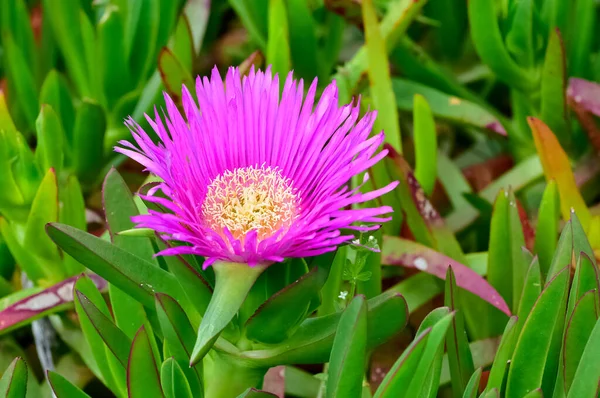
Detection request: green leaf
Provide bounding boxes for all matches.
[413,94,437,196]
[404,311,454,398]
[387,272,443,314]
[0,357,27,398]
[563,289,599,391]
[2,34,38,131]
[246,267,327,344]
[155,293,202,393]
[128,0,160,85]
[516,257,542,333]
[75,289,132,368]
[286,0,320,79]
[487,189,527,324]
[60,175,86,276]
[392,79,507,136]
[170,15,194,71]
[334,0,427,104]
[127,326,164,398]
[504,0,535,68]
[467,0,536,91]
[48,370,92,398]
[242,291,408,367]
[540,29,568,146]
[485,316,518,393]
[35,105,65,175]
[39,70,76,140]
[326,296,367,398]
[534,180,560,278]
[236,388,277,398]
[73,100,106,185]
[567,0,596,78]
[362,0,401,152]
[25,169,62,268]
[42,0,90,96]
[318,247,346,316]
[0,0,36,68]
[158,47,194,101]
[373,328,430,398]
[190,262,265,365]
[46,223,188,310]
[444,267,475,398]
[73,276,125,395]
[266,0,291,76]
[547,212,594,279]
[566,314,600,397]
[160,244,212,319]
[506,267,570,397]
[98,6,131,107]
[462,368,482,398]
[160,358,193,398]
[229,0,268,49]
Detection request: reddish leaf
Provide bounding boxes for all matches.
[568,78,600,117]
[382,236,511,315]
[0,274,107,333]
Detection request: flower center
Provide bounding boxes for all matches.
[202,165,300,241]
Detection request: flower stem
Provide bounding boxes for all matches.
[190,261,266,366]
[204,352,266,398]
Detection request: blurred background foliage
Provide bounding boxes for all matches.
[0,0,599,397]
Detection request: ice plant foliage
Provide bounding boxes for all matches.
[116,66,397,267]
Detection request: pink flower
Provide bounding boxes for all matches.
[116,66,397,267]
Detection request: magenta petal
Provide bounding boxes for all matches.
[116,65,397,267]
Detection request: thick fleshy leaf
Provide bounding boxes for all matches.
[2,34,38,130]
[334,0,427,103]
[392,79,507,135]
[25,169,62,270]
[38,70,76,140]
[155,294,202,393]
[0,273,106,334]
[48,370,92,398]
[287,0,320,79]
[190,262,266,365]
[75,290,132,368]
[444,267,475,398]
[46,223,188,310]
[0,357,27,398]
[127,326,164,398]
[413,94,437,196]
[534,181,560,278]
[326,296,367,398]
[266,0,290,76]
[363,0,401,152]
[529,117,590,228]
[467,0,535,91]
[160,243,212,319]
[540,29,569,145]
[35,105,65,175]
[382,236,510,315]
[567,252,600,319]
[547,212,595,278]
[515,258,542,334]
[160,358,193,398]
[484,316,518,393]
[563,289,599,391]
[566,313,600,398]
[506,267,570,397]
[462,368,482,398]
[73,100,106,185]
[487,189,528,318]
[103,168,157,338]
[74,276,125,395]
[241,291,407,366]
[236,389,277,398]
[158,47,193,103]
[404,311,454,397]
[246,267,327,344]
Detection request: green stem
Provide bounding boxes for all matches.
[190,261,266,365]
[204,352,267,398]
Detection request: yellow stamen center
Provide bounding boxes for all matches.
[202,165,299,241]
